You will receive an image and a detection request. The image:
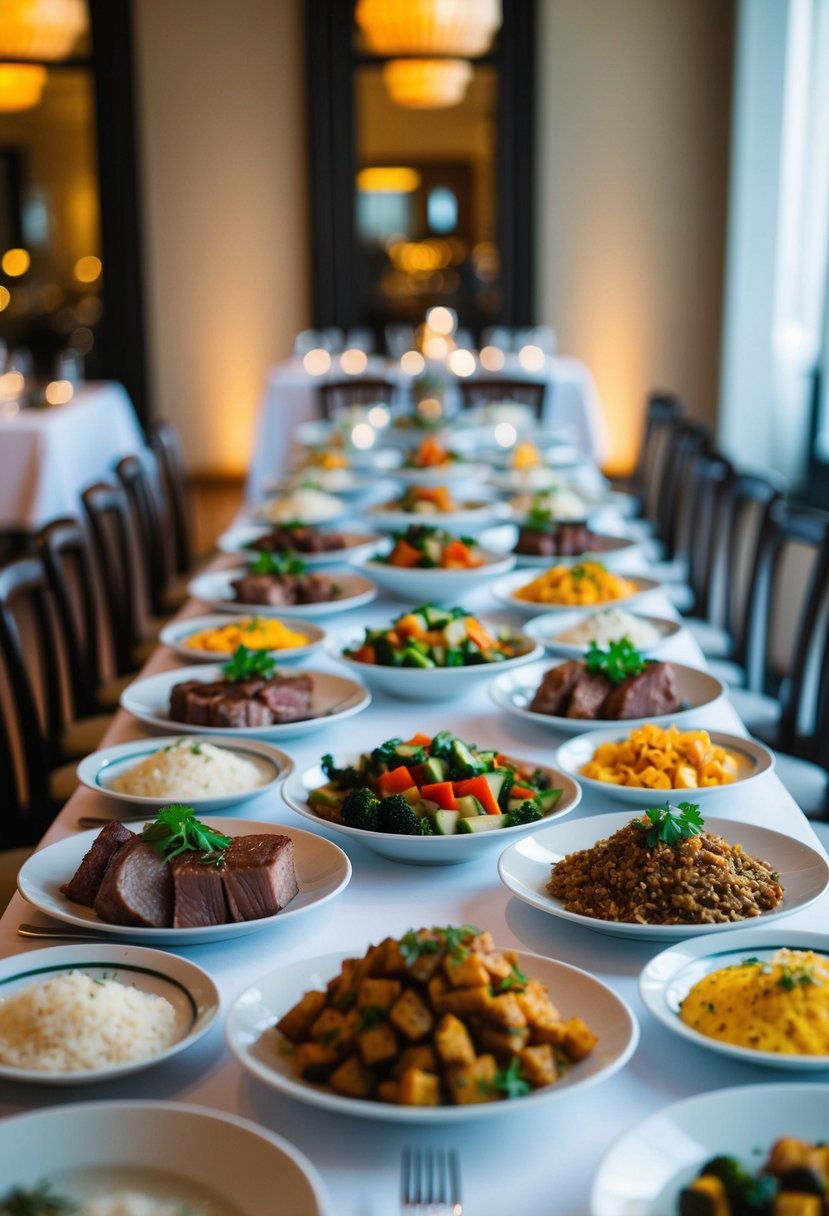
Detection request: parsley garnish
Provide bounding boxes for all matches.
[249,550,307,577]
[499,964,528,992]
[585,637,647,685]
[399,929,440,968]
[485,1056,531,1099]
[778,962,817,991]
[632,801,704,847]
[141,803,231,866]
[222,644,277,682]
[399,925,480,966]
[0,1184,77,1216]
[525,506,554,533]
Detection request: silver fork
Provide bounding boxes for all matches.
[400,1147,462,1215]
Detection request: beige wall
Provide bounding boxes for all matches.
[133,0,309,475]
[536,0,733,473]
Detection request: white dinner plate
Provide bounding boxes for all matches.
[590,1083,829,1215]
[18,820,352,945]
[351,547,516,603]
[555,727,775,804]
[187,568,377,617]
[0,1100,332,1214]
[77,735,293,813]
[491,570,662,616]
[217,524,384,566]
[523,608,682,657]
[120,664,370,740]
[0,944,218,1085]
[282,754,581,865]
[638,928,829,1070]
[226,946,638,1123]
[497,813,829,940]
[364,498,508,533]
[391,461,491,487]
[159,613,325,663]
[489,658,727,735]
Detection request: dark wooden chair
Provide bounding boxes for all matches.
[148,420,195,576]
[115,454,182,619]
[683,452,734,618]
[458,379,547,419]
[317,379,395,420]
[653,421,710,559]
[627,390,685,515]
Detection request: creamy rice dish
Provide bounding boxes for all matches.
[256,487,343,522]
[554,607,662,650]
[110,739,269,798]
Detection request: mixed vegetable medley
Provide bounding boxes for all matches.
[376,525,485,570]
[343,604,531,668]
[308,731,563,837]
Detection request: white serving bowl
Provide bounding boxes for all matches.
[282,753,581,865]
[159,613,325,663]
[217,524,384,566]
[491,570,662,617]
[555,726,775,804]
[523,608,682,658]
[639,928,829,1071]
[187,568,377,617]
[350,546,515,602]
[77,734,293,813]
[489,657,727,735]
[328,628,543,702]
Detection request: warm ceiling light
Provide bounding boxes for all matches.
[2,247,31,276]
[74,254,102,283]
[0,63,45,110]
[382,58,471,109]
[0,0,87,59]
[356,166,421,193]
[355,0,501,57]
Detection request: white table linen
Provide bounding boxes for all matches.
[0,381,146,531]
[0,561,823,1215]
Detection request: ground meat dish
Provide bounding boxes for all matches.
[250,525,347,554]
[547,820,784,925]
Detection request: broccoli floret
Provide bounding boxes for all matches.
[379,794,423,835]
[418,817,435,835]
[504,801,544,828]
[341,786,382,832]
[321,754,363,790]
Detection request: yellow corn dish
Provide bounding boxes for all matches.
[513,561,637,606]
[679,949,829,1054]
[582,723,739,790]
[183,617,308,653]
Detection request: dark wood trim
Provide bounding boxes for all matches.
[88,0,150,426]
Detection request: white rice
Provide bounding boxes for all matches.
[554,607,662,649]
[111,739,268,798]
[0,972,177,1072]
[256,487,343,522]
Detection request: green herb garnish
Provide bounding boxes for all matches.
[250,550,307,576]
[484,1056,531,1100]
[778,962,818,991]
[399,924,480,967]
[632,801,704,847]
[585,637,647,684]
[222,644,277,682]
[499,963,528,992]
[141,803,231,865]
[0,1184,77,1216]
[525,506,554,532]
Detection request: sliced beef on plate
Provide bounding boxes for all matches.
[60,820,136,907]
[93,838,174,927]
[295,573,338,604]
[221,834,299,922]
[207,688,275,728]
[566,670,613,718]
[254,526,345,553]
[529,660,586,716]
[170,851,230,928]
[258,673,314,723]
[231,574,296,606]
[602,661,681,719]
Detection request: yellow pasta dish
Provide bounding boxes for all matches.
[679,949,829,1054]
[513,562,637,606]
[183,617,308,654]
[582,723,739,790]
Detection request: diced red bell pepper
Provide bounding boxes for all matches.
[419,781,458,810]
[452,775,501,816]
[377,765,415,795]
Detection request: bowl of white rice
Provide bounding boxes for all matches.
[0,944,219,1085]
[78,736,292,812]
[524,606,683,659]
[252,487,347,524]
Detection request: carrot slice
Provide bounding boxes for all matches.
[406,732,432,747]
[377,765,415,795]
[419,781,457,810]
[453,775,501,816]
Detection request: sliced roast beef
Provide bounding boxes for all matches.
[93,839,173,927]
[170,851,230,928]
[221,834,299,922]
[258,673,314,722]
[566,670,613,718]
[60,820,136,907]
[169,672,315,727]
[602,661,681,719]
[529,660,585,716]
[252,526,346,554]
[295,573,338,604]
[231,573,296,606]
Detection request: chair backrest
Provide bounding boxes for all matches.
[458,379,547,419]
[634,392,686,521]
[0,556,62,843]
[37,517,103,718]
[714,473,786,653]
[148,420,194,574]
[777,523,829,771]
[115,453,175,618]
[684,452,734,617]
[81,481,149,675]
[653,421,709,557]
[317,379,394,420]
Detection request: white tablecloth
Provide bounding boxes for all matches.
[0,550,823,1215]
[247,353,610,500]
[0,381,146,531]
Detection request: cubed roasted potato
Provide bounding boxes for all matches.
[476,1023,531,1058]
[445,1054,500,1105]
[443,951,490,989]
[293,1040,339,1082]
[376,1079,400,1104]
[329,1054,376,1099]
[773,1197,821,1216]
[485,992,528,1029]
[428,973,451,1012]
[309,1007,349,1046]
[433,1013,476,1067]
[480,950,517,982]
[398,1067,441,1106]
[358,977,402,1009]
[392,1044,439,1078]
[518,1043,558,1087]
[437,985,492,1018]
[561,1016,598,1061]
[390,987,434,1041]
[276,989,328,1043]
[357,1020,398,1066]
[516,979,562,1027]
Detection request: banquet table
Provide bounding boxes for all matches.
[246,352,610,500]
[0,526,826,1214]
[0,380,146,533]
